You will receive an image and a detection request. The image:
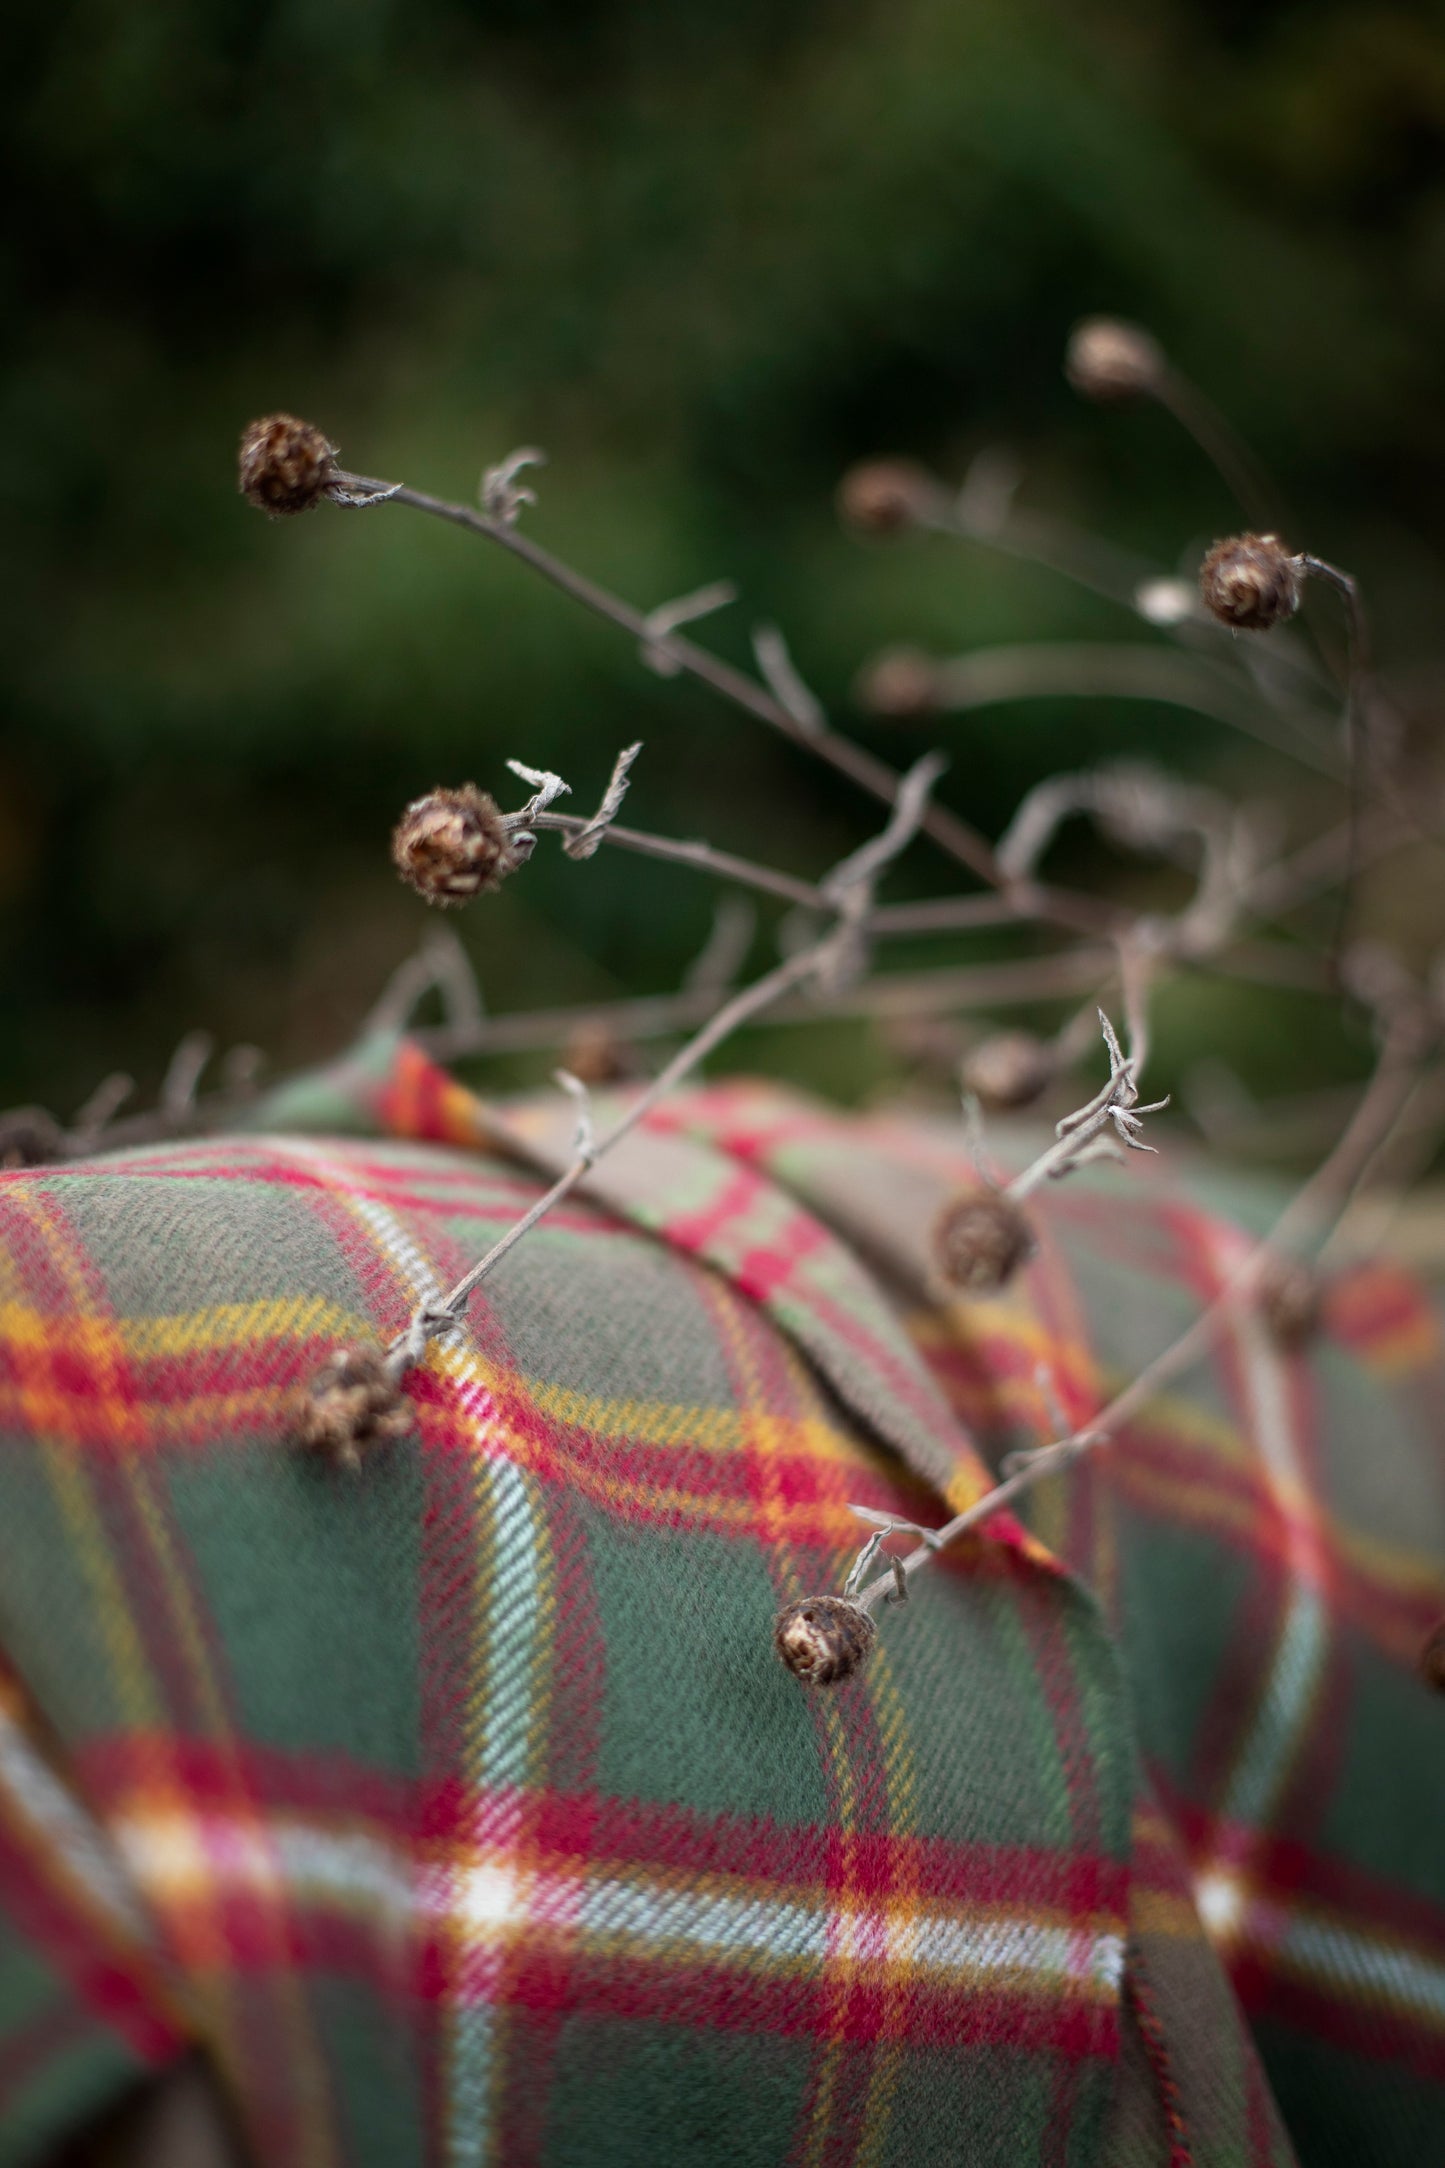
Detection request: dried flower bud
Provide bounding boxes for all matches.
[1064,317,1165,402]
[391,785,519,907]
[292,1345,412,1471]
[1257,1255,1322,1351]
[238,414,337,517]
[1199,534,1300,632]
[933,1190,1035,1294]
[1420,1620,1445,1695]
[561,1020,639,1086]
[774,1595,876,1686]
[836,460,933,537]
[882,1014,967,1076]
[961,1032,1055,1112]
[0,1107,66,1170]
[857,646,940,720]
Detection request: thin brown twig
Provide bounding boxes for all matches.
[386,940,825,1375]
[332,468,1006,882]
[384,756,949,1371]
[851,1009,1426,1616]
[917,642,1340,778]
[526,811,826,910]
[1153,367,1283,533]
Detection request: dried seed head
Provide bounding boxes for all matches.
[836,460,933,537]
[293,1345,412,1471]
[1257,1255,1322,1351]
[238,414,337,517]
[1064,317,1165,401]
[933,1190,1036,1294]
[391,785,519,907]
[961,1032,1055,1112]
[883,1014,967,1076]
[1420,1620,1445,1695]
[561,1019,638,1086]
[774,1595,876,1686]
[1199,533,1301,632]
[0,1107,66,1170]
[857,645,941,720]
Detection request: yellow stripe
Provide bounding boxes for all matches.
[1132,1888,1204,1941]
[0,1292,358,1363]
[527,1376,861,1464]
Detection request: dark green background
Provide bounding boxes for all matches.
[7,0,1445,1130]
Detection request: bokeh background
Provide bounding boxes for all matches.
[8,0,1445,1139]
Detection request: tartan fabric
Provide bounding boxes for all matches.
[0,1038,1441,2165]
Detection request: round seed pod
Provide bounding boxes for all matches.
[237,414,337,516]
[391,785,519,907]
[774,1596,876,1686]
[961,1032,1055,1112]
[0,1107,66,1170]
[561,1020,638,1087]
[1064,317,1165,402]
[1257,1255,1322,1351]
[933,1190,1035,1294]
[293,1345,413,1472]
[856,645,941,720]
[1199,533,1301,632]
[836,459,933,537]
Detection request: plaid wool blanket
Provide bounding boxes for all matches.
[1,1035,1444,2167]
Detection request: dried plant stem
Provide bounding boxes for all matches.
[333,470,1006,881]
[853,1012,1425,1615]
[1296,553,1374,951]
[1006,1001,1166,1199]
[1153,368,1282,533]
[923,643,1339,779]
[526,811,826,910]
[387,943,824,1372]
[331,468,1178,947]
[386,759,948,1369]
[923,470,1166,615]
[419,946,1119,1066]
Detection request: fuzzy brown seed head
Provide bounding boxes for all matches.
[774,1596,876,1686]
[1420,1620,1445,1694]
[961,1032,1055,1112]
[0,1107,66,1171]
[1257,1255,1322,1351]
[238,414,337,517]
[1199,533,1301,632]
[883,1014,967,1077]
[561,1019,638,1087]
[857,645,941,720]
[391,785,519,907]
[292,1345,412,1471]
[1064,317,1165,402]
[933,1189,1036,1295]
[836,459,932,537]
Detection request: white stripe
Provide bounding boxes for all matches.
[266,1138,539,2165]
[1218,1287,1329,1831]
[113,1806,1122,1996]
[1280,1915,1445,2028]
[0,1705,153,1939]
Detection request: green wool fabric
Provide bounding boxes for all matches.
[0,1035,1441,2166]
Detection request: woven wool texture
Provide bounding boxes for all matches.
[0,1034,1443,2167]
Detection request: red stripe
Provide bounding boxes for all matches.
[0,1817,181,2064]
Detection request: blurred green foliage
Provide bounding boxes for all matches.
[6,0,1445,1123]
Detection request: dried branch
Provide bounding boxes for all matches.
[842,1008,1427,1627]
[365,927,485,1039]
[384,763,947,1374]
[863,641,1341,778]
[1006,1006,1168,1199]
[325,458,1004,882]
